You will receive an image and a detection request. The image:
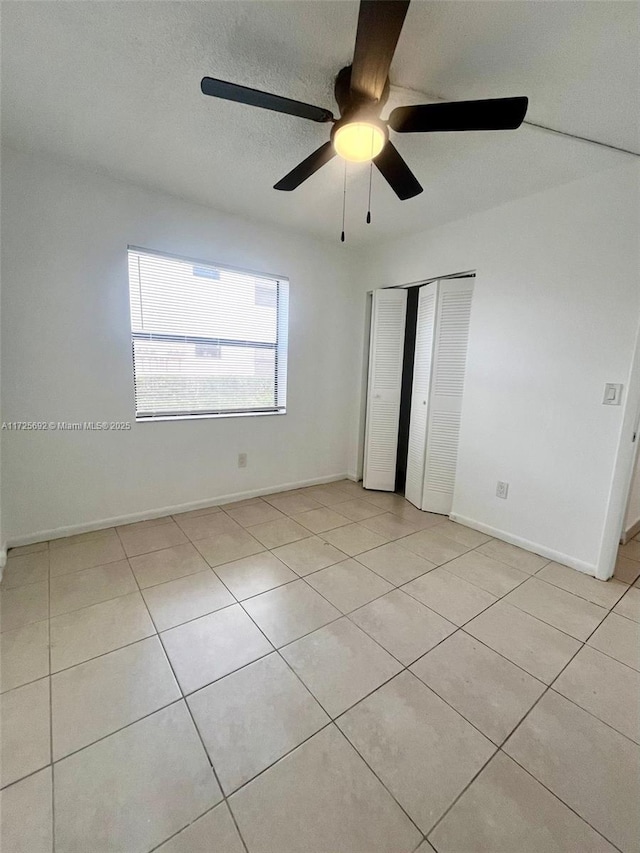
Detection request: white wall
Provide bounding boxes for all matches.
[1,147,358,543]
[351,163,640,577]
[4,145,639,578]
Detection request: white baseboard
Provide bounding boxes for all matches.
[7,472,349,549]
[449,513,597,577]
[621,517,640,545]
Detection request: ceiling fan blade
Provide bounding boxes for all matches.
[274,142,336,191]
[201,77,334,123]
[389,96,529,133]
[374,141,422,200]
[350,0,411,103]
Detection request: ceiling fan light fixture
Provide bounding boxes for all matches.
[201,1,527,204]
[333,121,386,162]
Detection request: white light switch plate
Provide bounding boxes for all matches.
[603,383,623,406]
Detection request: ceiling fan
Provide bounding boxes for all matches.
[200,0,528,201]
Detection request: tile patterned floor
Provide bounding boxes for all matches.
[1,480,639,853]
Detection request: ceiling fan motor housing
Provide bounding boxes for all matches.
[334,64,390,121]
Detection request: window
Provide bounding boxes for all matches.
[127,247,288,420]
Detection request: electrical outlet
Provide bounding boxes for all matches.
[496,481,509,499]
[238,453,247,468]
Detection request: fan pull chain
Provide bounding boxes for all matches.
[366,161,373,224]
[341,160,347,242]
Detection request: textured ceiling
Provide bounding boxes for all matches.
[2,1,638,244]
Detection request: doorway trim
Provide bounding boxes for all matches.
[597,320,640,579]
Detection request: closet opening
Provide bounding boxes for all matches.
[396,285,420,494]
[362,272,476,515]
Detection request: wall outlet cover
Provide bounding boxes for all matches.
[238,453,247,468]
[496,481,509,499]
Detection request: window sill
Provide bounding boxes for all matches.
[135,410,286,423]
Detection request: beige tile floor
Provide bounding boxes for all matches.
[1,480,639,853]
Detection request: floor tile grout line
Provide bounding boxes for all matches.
[7,488,636,851]
[424,718,623,853]
[494,580,610,639]
[46,590,337,682]
[330,554,548,743]
[5,525,504,595]
[609,606,640,625]
[329,722,428,841]
[47,546,56,853]
[423,611,624,850]
[35,524,613,683]
[165,537,346,853]
[204,549,346,743]
[536,598,640,723]
[30,572,634,791]
[47,553,127,582]
[10,486,640,586]
[203,528,535,825]
[200,707,428,847]
[458,582,605,645]
[190,547,349,793]
[29,507,616,635]
[125,507,358,852]
[48,629,157,678]
[112,528,253,853]
[7,521,633,691]
[0,571,51,593]
[175,525,435,840]
[41,524,616,642]
[398,560,544,674]
[434,594,636,852]
[145,802,234,853]
[0,761,56,796]
[545,682,640,746]
[551,637,639,675]
[219,718,334,801]
[485,751,626,853]
[425,649,638,850]
[393,532,619,647]
[283,529,639,846]
[48,573,144,621]
[606,575,640,616]
[7,697,184,785]
[333,659,500,787]
[1,575,537,791]
[42,643,314,769]
[454,566,640,746]
[133,562,230,594]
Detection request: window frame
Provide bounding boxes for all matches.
[127,246,289,423]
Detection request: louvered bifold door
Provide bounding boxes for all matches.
[405,282,437,508]
[363,288,408,491]
[422,279,474,514]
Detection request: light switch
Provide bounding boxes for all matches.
[603,383,623,406]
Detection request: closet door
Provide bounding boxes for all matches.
[405,282,437,508]
[363,288,407,491]
[422,278,474,514]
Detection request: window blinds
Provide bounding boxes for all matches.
[127,247,289,420]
